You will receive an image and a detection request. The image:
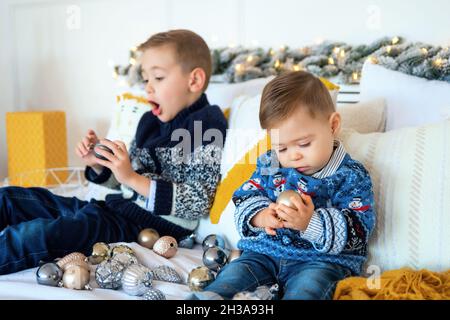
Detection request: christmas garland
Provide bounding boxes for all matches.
[115,36,450,86]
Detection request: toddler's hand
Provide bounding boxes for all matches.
[75,129,101,169]
[250,203,283,236]
[276,193,315,232]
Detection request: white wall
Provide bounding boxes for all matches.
[1,0,450,179]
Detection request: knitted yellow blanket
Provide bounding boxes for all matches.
[333,268,450,300]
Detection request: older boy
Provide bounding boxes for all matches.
[0,30,226,274]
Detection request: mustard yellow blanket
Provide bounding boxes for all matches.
[334,268,450,300]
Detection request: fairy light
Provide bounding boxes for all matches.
[352,72,359,82]
[328,57,335,65]
[129,57,136,65]
[421,48,428,55]
[339,50,346,59]
[293,64,302,71]
[366,56,378,64]
[386,45,392,54]
[274,59,281,69]
[235,63,244,74]
[433,58,444,68]
[299,47,312,55]
[246,55,254,63]
[333,47,340,55]
[392,36,400,45]
[269,49,276,56]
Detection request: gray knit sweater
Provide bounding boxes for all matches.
[85,94,227,231]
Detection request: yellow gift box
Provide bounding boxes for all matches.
[6,111,68,187]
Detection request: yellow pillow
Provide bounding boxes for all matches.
[209,78,339,224]
[222,107,231,121]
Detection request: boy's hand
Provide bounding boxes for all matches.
[276,193,315,232]
[75,129,101,169]
[250,203,284,236]
[93,139,135,185]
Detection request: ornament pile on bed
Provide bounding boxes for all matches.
[116,36,450,86]
[187,234,278,300]
[35,228,187,300]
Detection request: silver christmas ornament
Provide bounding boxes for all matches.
[111,252,138,268]
[142,288,166,300]
[36,262,63,287]
[153,236,178,258]
[232,284,279,300]
[93,143,113,161]
[89,242,111,265]
[203,246,228,272]
[152,265,183,284]
[178,233,196,249]
[62,265,92,290]
[121,264,153,296]
[228,249,242,263]
[95,259,125,289]
[202,234,226,251]
[187,266,215,291]
[137,228,160,249]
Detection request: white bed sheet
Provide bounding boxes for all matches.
[0,242,204,300]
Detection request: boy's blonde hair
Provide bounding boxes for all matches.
[259,71,335,129]
[138,29,212,90]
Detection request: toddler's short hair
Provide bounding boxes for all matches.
[259,71,335,129]
[138,29,212,90]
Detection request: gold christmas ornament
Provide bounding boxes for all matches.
[276,190,303,222]
[62,265,92,290]
[276,190,302,209]
[137,228,160,249]
[111,244,135,257]
[56,252,88,271]
[61,260,90,272]
[187,266,215,291]
[90,242,110,264]
[153,236,178,258]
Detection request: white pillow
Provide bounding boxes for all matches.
[360,62,450,131]
[340,120,450,272]
[196,94,387,249]
[339,98,386,133]
[206,77,274,110]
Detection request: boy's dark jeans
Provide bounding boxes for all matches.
[0,186,188,275]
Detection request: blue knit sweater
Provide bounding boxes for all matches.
[232,141,375,275]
